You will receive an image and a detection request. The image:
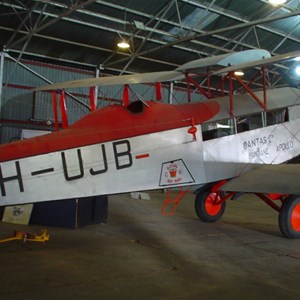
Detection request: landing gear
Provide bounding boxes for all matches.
[195,190,226,222]
[194,181,300,238]
[279,196,300,239]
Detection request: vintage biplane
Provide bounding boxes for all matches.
[1,49,300,238]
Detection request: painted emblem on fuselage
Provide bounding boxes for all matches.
[159,159,194,186]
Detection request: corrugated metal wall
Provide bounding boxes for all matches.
[2,58,92,123]
[0,126,22,144]
[0,55,204,144]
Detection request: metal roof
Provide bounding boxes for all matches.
[1,0,300,76]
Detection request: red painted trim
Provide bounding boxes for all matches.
[0,100,220,162]
[4,83,34,90]
[136,154,150,159]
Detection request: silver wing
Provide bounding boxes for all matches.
[34,49,275,91]
[221,164,300,194]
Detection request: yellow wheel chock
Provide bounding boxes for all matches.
[0,229,49,243]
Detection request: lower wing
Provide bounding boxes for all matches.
[221,164,300,194]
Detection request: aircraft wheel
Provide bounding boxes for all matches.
[195,191,226,222]
[279,195,300,239]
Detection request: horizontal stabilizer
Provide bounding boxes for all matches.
[221,164,300,194]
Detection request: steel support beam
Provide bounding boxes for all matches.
[10,0,98,48]
[0,49,6,119]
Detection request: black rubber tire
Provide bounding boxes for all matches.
[195,190,226,222]
[279,195,300,239]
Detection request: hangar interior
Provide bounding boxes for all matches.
[1,1,300,299]
[1,0,300,142]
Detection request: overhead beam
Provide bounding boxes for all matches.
[1,27,178,70]
[0,50,6,118]
[181,0,300,44]
[4,0,300,58]
[9,0,98,48]
[105,9,300,68]
[1,1,244,57]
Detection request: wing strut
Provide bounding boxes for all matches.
[52,91,59,131]
[185,73,212,100]
[60,89,69,128]
[123,84,129,107]
[155,82,162,101]
[233,72,266,110]
[89,86,96,111]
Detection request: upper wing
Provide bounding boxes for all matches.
[34,49,271,91]
[221,164,300,194]
[213,50,300,75]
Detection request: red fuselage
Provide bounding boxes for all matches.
[0,100,219,163]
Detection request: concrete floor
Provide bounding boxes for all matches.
[1,192,300,300]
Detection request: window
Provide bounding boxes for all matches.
[202,118,235,141]
[266,108,288,126]
[236,113,263,133]
[202,108,290,142]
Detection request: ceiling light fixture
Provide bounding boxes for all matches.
[234,70,244,76]
[117,40,130,49]
[268,0,287,5]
